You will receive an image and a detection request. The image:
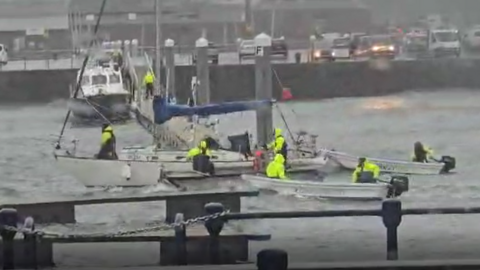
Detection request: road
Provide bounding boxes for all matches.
[2,48,480,71]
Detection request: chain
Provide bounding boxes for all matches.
[0,211,229,239]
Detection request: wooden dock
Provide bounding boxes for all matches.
[50,259,480,270]
[0,225,270,268]
[0,189,259,224]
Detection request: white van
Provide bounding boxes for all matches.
[428,28,461,57]
[0,44,8,65]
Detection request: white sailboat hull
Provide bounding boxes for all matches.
[241,174,390,200]
[320,149,447,175]
[55,150,329,187]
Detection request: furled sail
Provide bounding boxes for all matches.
[153,96,273,124]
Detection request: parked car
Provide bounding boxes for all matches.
[238,39,255,60]
[271,37,288,58]
[331,37,351,59]
[192,42,219,65]
[463,26,480,51]
[354,35,396,59]
[310,39,334,62]
[0,44,8,66]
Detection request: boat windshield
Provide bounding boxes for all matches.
[80,75,90,86]
[109,74,120,84]
[91,74,107,85]
[433,31,459,42]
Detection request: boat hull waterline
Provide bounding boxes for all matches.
[55,153,329,187]
[241,174,394,200]
[68,94,131,121]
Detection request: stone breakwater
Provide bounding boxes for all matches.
[3,59,480,103]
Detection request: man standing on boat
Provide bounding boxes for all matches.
[187,140,215,175]
[352,157,380,183]
[143,71,155,98]
[266,154,288,180]
[267,128,288,165]
[97,124,118,160]
[412,141,436,163]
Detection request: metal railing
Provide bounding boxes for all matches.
[1,199,480,269]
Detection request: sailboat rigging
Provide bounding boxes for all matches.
[55,0,108,149]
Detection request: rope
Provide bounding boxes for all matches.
[55,0,108,149]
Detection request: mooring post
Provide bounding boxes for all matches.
[164,39,176,99]
[382,199,402,260]
[257,249,288,270]
[254,33,273,147]
[22,217,37,269]
[195,37,210,105]
[0,208,19,270]
[204,202,225,264]
[173,213,187,265]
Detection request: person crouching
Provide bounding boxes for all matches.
[187,140,215,175]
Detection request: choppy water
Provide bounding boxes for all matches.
[2,90,480,266]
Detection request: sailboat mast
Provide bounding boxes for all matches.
[154,0,162,95]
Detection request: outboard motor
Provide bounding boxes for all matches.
[440,155,456,173]
[387,175,409,198]
[192,155,213,175]
[228,132,252,158]
[357,171,376,183]
[203,137,221,150]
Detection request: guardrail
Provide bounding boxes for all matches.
[1,199,480,269]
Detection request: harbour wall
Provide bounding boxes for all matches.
[0,69,77,104]
[3,59,480,103]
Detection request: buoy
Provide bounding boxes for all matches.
[281,87,293,101]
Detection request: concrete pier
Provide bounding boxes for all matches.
[195,37,211,105]
[254,33,273,146]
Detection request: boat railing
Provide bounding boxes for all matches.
[325,150,444,166]
[7,199,480,268]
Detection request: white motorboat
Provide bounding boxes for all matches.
[68,65,131,121]
[241,174,409,200]
[55,147,329,187]
[320,149,455,175]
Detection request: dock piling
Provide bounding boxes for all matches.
[257,249,288,270]
[204,202,225,264]
[0,208,18,269]
[22,217,37,269]
[173,213,187,265]
[382,199,402,261]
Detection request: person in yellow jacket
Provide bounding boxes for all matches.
[143,71,155,98]
[352,157,380,183]
[187,140,214,174]
[97,124,118,160]
[266,154,288,180]
[187,140,212,159]
[267,128,288,162]
[412,141,437,163]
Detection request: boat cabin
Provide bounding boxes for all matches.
[75,67,127,97]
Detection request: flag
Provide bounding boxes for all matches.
[281,87,293,101]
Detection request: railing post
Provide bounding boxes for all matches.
[23,58,27,70]
[257,249,288,270]
[204,202,225,264]
[382,199,402,260]
[22,217,37,269]
[0,208,19,269]
[174,213,187,265]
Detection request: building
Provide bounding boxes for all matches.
[69,0,245,47]
[252,0,372,40]
[0,0,71,57]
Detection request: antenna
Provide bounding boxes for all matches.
[55,0,108,150]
